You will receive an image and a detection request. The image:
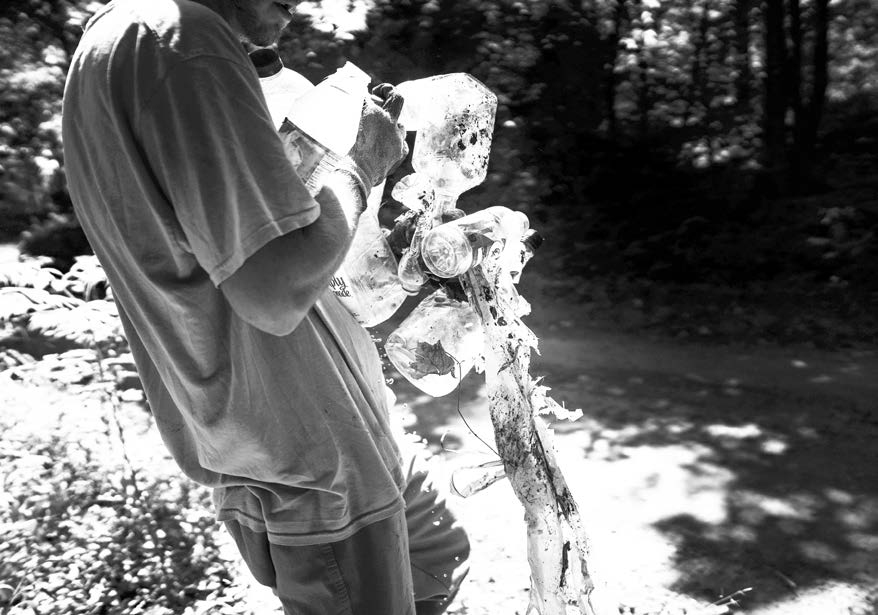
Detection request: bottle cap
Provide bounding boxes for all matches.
[421,228,472,278]
[522,229,543,252]
[249,48,283,78]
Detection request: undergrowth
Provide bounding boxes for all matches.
[0,399,234,615]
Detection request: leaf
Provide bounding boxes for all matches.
[26,300,122,347]
[0,287,83,322]
[0,262,59,290]
[409,339,457,378]
[60,255,109,300]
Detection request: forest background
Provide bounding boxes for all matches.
[1,0,877,347]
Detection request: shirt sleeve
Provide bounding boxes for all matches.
[137,55,320,286]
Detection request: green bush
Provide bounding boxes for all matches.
[0,428,232,615]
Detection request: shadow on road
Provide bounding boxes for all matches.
[546,356,878,611]
[376,298,878,611]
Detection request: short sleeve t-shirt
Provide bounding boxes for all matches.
[62,0,404,545]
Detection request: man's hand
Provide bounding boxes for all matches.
[347,84,408,189]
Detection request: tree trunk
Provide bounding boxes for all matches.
[787,0,805,189]
[762,0,788,192]
[637,54,650,140]
[733,0,753,116]
[604,0,628,140]
[687,2,711,126]
[798,0,830,185]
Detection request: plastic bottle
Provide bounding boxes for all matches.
[384,288,484,397]
[250,48,314,129]
[287,62,370,156]
[393,74,498,293]
[385,229,541,397]
[265,60,405,326]
[330,181,408,327]
[395,74,497,202]
[420,206,530,278]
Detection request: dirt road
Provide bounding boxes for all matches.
[378,303,878,614]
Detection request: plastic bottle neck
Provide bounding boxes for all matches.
[249,48,283,78]
[432,191,459,219]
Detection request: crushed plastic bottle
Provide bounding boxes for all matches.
[420,206,530,278]
[393,74,498,293]
[396,74,497,203]
[384,288,484,397]
[330,182,408,327]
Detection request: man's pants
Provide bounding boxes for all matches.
[224,444,470,615]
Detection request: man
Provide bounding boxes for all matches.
[62,0,469,613]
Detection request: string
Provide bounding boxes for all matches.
[445,349,500,459]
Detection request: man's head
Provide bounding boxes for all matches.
[224,0,296,46]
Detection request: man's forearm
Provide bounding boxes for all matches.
[318,168,368,241]
[217,175,366,337]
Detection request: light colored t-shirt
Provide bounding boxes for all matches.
[62,0,404,545]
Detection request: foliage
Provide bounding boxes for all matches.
[0,255,123,364]
[0,1,101,234]
[0,0,876,345]
[0,430,230,615]
[18,213,94,272]
[0,253,241,615]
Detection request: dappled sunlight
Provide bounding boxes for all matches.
[508,331,878,611]
[580,384,878,610]
[378,321,878,610]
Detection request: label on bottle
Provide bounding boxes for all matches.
[278,118,343,196]
[329,275,353,298]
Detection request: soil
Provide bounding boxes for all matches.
[2,244,877,614]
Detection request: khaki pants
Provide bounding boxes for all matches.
[224,444,470,615]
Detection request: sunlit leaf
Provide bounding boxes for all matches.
[0,262,59,290]
[0,287,82,322]
[26,300,122,347]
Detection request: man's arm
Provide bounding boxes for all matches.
[137,56,406,337]
[219,171,362,336]
[217,87,407,336]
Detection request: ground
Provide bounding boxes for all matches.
[2,247,877,615]
[375,289,878,615]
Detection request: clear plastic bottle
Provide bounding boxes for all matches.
[393,74,498,293]
[250,48,314,129]
[395,74,497,202]
[287,62,370,156]
[330,181,408,327]
[277,61,370,197]
[385,288,484,397]
[420,206,530,278]
[385,230,541,397]
[268,61,405,326]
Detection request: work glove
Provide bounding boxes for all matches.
[346,84,409,189]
